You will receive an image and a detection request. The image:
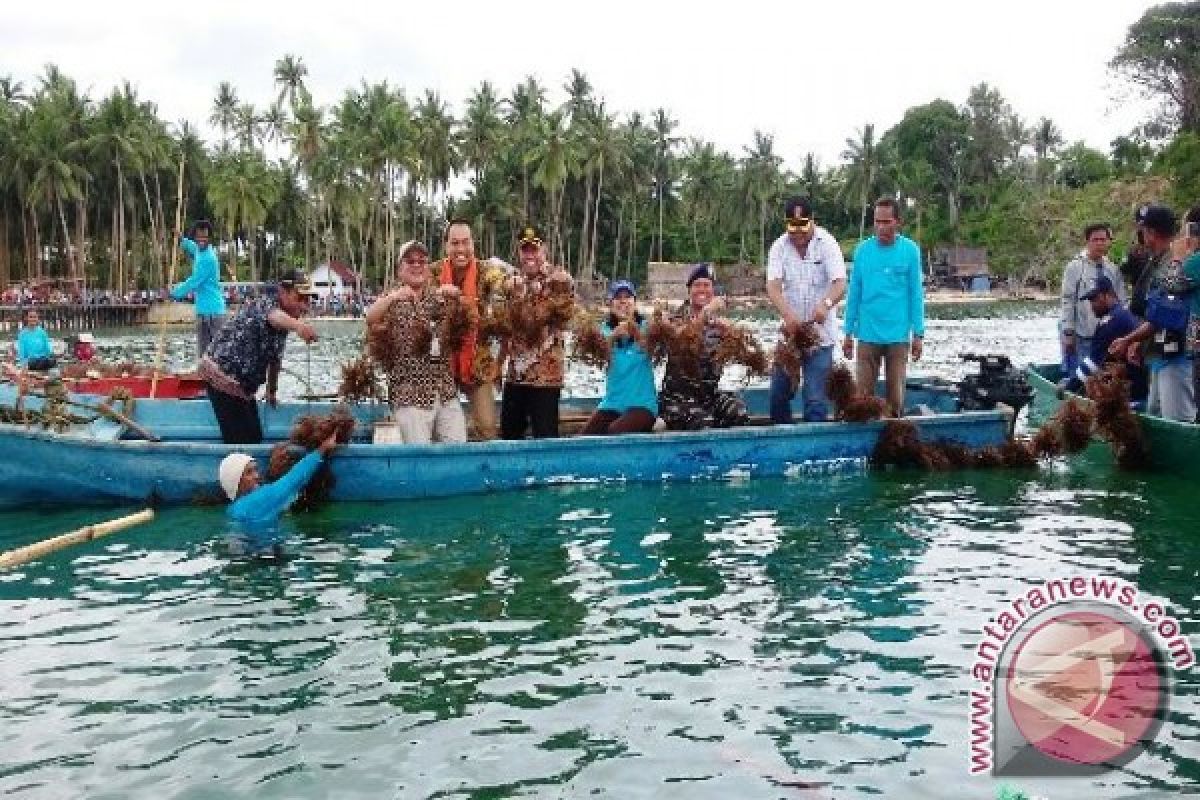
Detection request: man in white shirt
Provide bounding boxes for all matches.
[766,197,847,422]
[1059,223,1124,376]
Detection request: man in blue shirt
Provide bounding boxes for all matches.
[1062,275,1147,402]
[219,432,340,553]
[15,308,56,371]
[172,220,227,359]
[842,197,925,416]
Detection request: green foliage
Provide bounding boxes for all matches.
[1155,131,1200,206]
[1057,141,1114,188]
[1110,1,1200,134]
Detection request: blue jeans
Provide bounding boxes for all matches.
[770,344,834,423]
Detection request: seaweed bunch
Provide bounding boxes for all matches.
[872,420,925,468]
[786,321,822,353]
[826,364,860,416]
[668,319,707,380]
[265,443,333,511]
[571,315,612,369]
[272,408,356,510]
[1030,426,1063,457]
[999,439,1039,468]
[841,395,888,423]
[644,313,705,378]
[439,295,478,353]
[932,440,975,468]
[478,307,512,343]
[366,318,398,366]
[771,339,803,389]
[1052,398,1095,454]
[1085,367,1149,469]
[712,325,769,378]
[771,322,822,389]
[506,297,545,347]
[338,356,381,403]
[539,274,577,330]
[642,311,677,364]
[973,446,1006,468]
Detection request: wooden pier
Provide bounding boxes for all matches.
[0,304,151,333]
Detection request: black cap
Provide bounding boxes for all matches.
[687,264,716,287]
[1082,275,1117,301]
[517,224,543,247]
[1140,205,1178,237]
[278,268,317,295]
[784,196,815,233]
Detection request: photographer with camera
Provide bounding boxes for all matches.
[1109,205,1197,422]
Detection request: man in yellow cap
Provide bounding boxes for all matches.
[499,224,575,439]
[766,196,847,422]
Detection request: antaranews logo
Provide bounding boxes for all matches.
[967,575,1194,776]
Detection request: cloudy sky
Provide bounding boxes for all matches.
[5,0,1159,171]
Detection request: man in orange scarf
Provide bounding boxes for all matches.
[438,219,507,439]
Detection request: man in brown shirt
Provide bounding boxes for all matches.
[500,225,575,439]
[366,240,466,444]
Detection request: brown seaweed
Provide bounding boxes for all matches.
[572,321,612,369]
[712,325,769,378]
[338,356,380,403]
[840,394,888,423]
[826,364,860,417]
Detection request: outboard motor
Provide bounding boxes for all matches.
[958,354,1034,426]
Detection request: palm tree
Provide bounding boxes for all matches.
[414,90,457,247]
[460,81,505,186]
[840,123,879,240]
[1032,117,1063,184]
[210,82,238,145]
[651,107,678,263]
[528,110,574,263]
[273,54,309,111]
[742,130,783,266]
[506,76,546,223]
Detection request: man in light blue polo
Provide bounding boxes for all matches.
[171,219,227,359]
[842,196,925,416]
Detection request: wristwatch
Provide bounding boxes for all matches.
[823,297,833,309]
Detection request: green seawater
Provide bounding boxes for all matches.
[0,308,1196,799]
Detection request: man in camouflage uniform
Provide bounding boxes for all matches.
[658,265,750,430]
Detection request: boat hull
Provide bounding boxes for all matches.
[0,410,1010,508]
[1026,363,1198,468]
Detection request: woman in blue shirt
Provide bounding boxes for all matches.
[581,280,658,435]
[15,308,56,370]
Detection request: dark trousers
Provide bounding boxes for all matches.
[207,385,263,444]
[581,407,656,435]
[500,384,561,439]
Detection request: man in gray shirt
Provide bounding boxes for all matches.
[1060,223,1124,375]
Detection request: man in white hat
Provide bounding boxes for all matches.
[366,240,467,443]
[219,432,340,531]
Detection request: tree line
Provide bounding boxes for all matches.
[1,1,1199,293]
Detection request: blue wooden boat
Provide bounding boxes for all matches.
[0,382,1011,509]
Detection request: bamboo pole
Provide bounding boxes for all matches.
[0,509,155,570]
[151,156,187,398]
